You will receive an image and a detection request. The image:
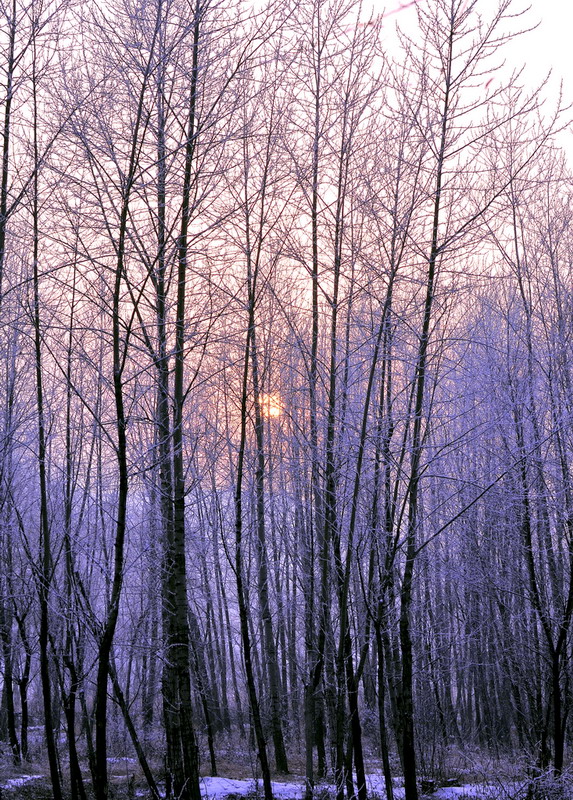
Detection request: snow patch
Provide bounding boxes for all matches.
[0,772,529,800]
[107,756,137,764]
[200,775,530,800]
[201,778,306,799]
[1,775,43,790]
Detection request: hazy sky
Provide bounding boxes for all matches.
[382,0,570,89]
[502,0,572,105]
[381,0,572,150]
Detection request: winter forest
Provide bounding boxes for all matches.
[2,0,573,797]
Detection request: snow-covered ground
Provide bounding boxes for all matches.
[0,775,44,790]
[199,775,529,800]
[0,771,532,799]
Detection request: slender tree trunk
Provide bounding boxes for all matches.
[108,662,161,800]
[0,0,16,302]
[93,197,129,800]
[234,317,273,800]
[91,21,159,789]
[159,4,207,796]
[0,602,19,764]
[31,47,62,799]
[249,286,289,774]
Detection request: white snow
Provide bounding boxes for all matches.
[1,775,43,790]
[0,771,531,799]
[108,756,137,764]
[201,777,304,799]
[200,775,530,800]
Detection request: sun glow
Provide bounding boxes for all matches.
[259,393,284,419]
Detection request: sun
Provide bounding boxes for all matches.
[259,393,284,418]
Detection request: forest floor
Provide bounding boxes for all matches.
[0,767,564,800]
[1,741,569,800]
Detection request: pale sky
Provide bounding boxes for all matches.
[380,0,572,151]
[523,0,572,93]
[381,0,570,89]
[499,0,572,106]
